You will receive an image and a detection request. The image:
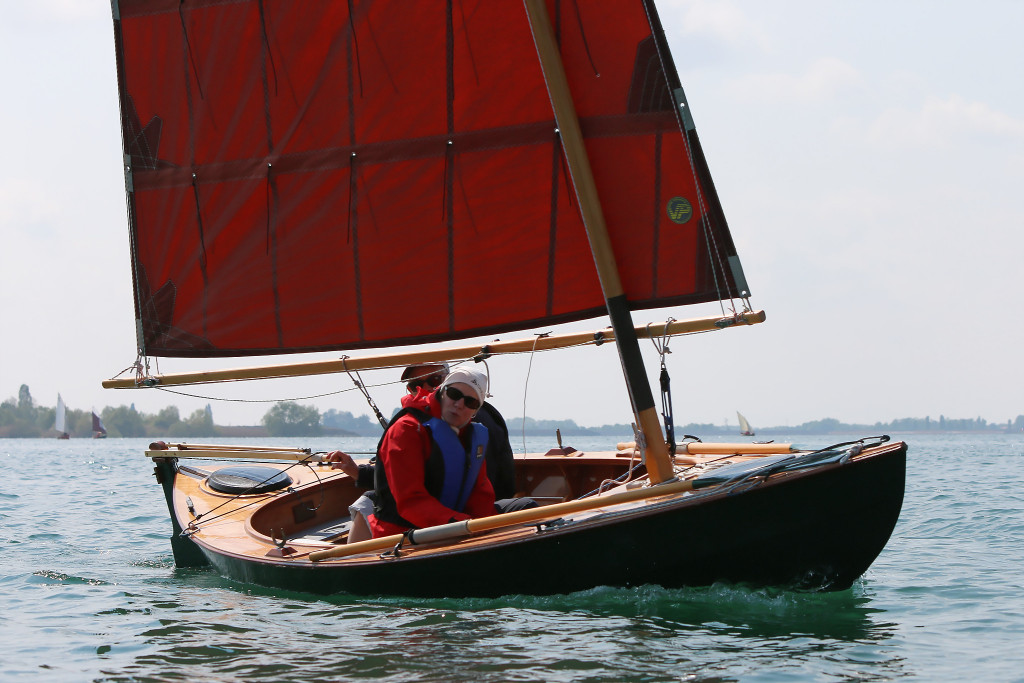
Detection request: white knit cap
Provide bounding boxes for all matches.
[439,367,489,405]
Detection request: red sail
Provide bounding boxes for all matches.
[111,0,748,357]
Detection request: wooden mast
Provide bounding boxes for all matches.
[522,0,674,484]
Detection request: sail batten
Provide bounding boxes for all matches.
[112,0,749,359]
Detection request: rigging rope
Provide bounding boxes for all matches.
[520,332,550,454]
[155,384,356,403]
[341,356,389,430]
[648,319,676,456]
[662,66,739,313]
[123,326,714,423]
[184,457,335,532]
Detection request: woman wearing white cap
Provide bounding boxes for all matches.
[327,362,520,541]
[369,366,497,538]
[400,363,516,499]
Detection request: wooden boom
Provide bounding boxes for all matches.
[103,311,764,389]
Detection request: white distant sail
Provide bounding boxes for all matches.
[737,411,755,436]
[55,394,67,436]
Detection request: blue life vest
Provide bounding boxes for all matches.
[422,417,489,511]
[372,408,490,529]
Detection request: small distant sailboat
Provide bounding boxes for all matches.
[55,394,70,439]
[92,411,108,439]
[737,411,755,436]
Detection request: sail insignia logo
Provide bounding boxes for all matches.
[667,197,693,224]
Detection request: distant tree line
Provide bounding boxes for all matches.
[261,402,323,436]
[0,386,351,439]
[507,415,1024,438]
[321,408,383,436]
[752,415,1024,435]
[0,385,219,438]
[3,384,1023,438]
[0,385,59,437]
[504,416,634,437]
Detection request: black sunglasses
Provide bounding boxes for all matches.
[444,385,480,410]
[406,373,445,392]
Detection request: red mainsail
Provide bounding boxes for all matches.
[111,0,748,358]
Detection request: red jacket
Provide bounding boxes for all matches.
[369,388,495,538]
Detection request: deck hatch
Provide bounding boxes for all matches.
[206,466,292,495]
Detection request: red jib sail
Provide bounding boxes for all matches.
[111,0,748,358]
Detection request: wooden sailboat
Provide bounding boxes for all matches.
[105,0,906,598]
[737,411,755,436]
[55,394,70,439]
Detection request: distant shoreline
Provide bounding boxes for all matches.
[4,384,1021,438]
[5,423,1021,439]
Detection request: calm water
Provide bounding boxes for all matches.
[2,433,1022,682]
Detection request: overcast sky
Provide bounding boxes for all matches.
[1,1,1021,431]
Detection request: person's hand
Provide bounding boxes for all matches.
[325,450,358,479]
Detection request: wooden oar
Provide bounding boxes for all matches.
[309,475,705,562]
